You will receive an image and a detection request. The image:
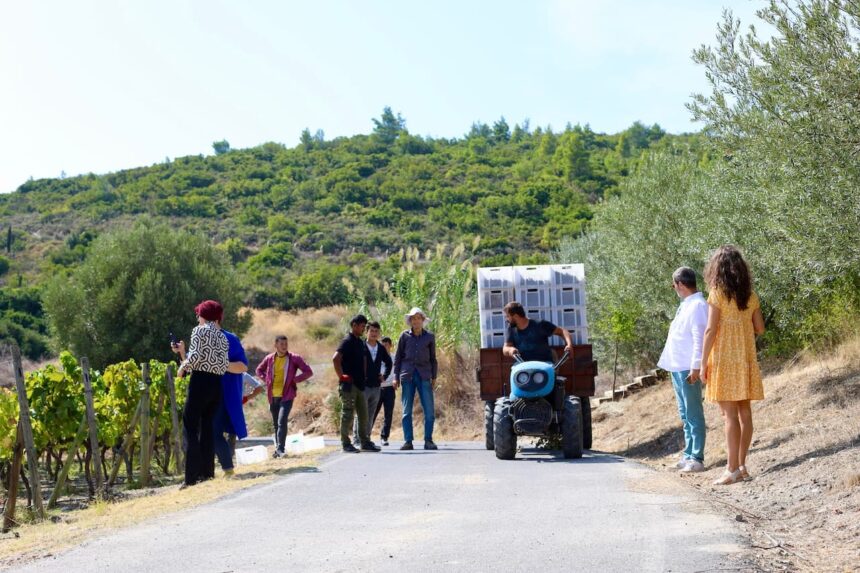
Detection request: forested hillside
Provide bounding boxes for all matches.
[0,113,698,358]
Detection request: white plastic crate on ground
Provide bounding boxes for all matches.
[479,288,514,312]
[478,266,515,290]
[516,287,552,308]
[481,309,508,332]
[555,307,586,329]
[481,330,507,349]
[515,265,553,288]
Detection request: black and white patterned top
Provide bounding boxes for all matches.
[180,322,229,375]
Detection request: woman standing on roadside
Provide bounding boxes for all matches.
[700,246,766,485]
[175,300,229,487]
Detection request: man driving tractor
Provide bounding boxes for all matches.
[502,301,574,362]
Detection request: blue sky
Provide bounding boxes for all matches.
[0,1,765,194]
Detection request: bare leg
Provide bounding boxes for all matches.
[737,400,753,468]
[718,401,740,471]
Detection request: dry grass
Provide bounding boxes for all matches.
[0,447,334,569]
[592,337,860,573]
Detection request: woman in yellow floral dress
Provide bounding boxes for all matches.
[700,245,766,485]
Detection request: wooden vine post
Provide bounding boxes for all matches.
[80,357,104,495]
[165,364,184,473]
[139,363,152,487]
[10,344,46,520]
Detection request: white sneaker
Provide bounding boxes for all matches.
[675,457,690,469]
[680,460,705,473]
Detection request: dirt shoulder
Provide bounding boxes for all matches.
[592,339,860,572]
[0,447,334,570]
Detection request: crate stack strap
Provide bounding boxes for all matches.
[478,264,588,349]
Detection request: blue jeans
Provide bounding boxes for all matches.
[401,372,435,442]
[671,370,706,463]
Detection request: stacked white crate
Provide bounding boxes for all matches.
[478,264,588,348]
[478,266,515,349]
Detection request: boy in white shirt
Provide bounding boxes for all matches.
[658,267,708,472]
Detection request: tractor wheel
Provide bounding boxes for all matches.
[561,396,583,459]
[484,400,495,450]
[580,396,593,450]
[493,398,516,460]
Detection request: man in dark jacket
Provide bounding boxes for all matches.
[333,315,381,453]
[393,307,438,451]
[353,321,392,446]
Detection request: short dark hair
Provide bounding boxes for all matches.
[350,314,369,326]
[672,267,698,289]
[503,301,526,318]
[367,321,381,330]
[381,336,392,344]
[274,335,288,342]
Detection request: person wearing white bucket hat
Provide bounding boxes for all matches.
[393,307,438,450]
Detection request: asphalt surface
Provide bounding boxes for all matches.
[10,442,743,573]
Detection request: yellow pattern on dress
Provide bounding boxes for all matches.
[705,289,764,402]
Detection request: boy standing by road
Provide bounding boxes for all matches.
[255,335,314,458]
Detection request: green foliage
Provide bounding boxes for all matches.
[0,286,50,359]
[349,244,479,353]
[212,140,231,155]
[43,220,251,369]
[0,255,9,276]
[560,1,860,365]
[0,387,18,463]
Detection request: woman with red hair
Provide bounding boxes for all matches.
[176,300,229,487]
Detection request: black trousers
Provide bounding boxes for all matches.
[270,397,294,452]
[372,386,396,440]
[183,370,222,485]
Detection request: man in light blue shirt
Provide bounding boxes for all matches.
[658,267,708,472]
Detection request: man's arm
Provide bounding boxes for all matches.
[332,351,346,379]
[381,346,393,380]
[688,302,707,382]
[429,334,438,382]
[392,333,405,387]
[255,355,269,380]
[553,326,574,354]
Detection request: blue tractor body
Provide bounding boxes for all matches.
[510,361,555,399]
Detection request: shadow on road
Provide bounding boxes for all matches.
[515,451,626,464]
[232,465,321,480]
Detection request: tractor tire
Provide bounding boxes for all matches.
[580,396,593,450]
[493,398,516,460]
[484,400,495,450]
[561,396,583,459]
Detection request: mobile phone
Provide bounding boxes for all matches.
[169,332,178,346]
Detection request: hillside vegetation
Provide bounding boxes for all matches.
[0,114,695,359]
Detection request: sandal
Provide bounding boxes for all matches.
[712,468,743,485]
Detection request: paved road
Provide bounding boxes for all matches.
[11,443,743,573]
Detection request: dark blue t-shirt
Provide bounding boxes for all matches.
[506,319,557,363]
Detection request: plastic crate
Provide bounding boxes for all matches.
[551,328,588,346]
[481,309,508,332]
[516,287,551,308]
[479,288,514,312]
[525,308,553,323]
[515,265,552,287]
[481,330,507,349]
[553,286,583,307]
[478,267,515,289]
[555,307,584,329]
[551,264,585,286]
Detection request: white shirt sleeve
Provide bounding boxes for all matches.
[689,300,708,370]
